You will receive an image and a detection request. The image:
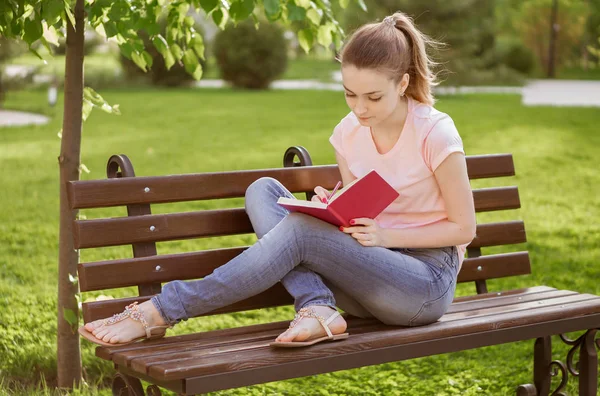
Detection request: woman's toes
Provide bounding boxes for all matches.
[102,331,116,343]
[85,319,103,332]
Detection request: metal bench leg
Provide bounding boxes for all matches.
[579,329,598,396]
[517,336,552,396]
[112,373,164,396]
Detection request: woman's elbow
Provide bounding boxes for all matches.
[463,223,477,244]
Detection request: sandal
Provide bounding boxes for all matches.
[78,302,171,347]
[270,307,349,348]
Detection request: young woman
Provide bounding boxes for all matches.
[80,11,476,348]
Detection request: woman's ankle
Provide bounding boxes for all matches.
[140,300,168,327]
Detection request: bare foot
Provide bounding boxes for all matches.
[275,306,347,343]
[84,301,167,345]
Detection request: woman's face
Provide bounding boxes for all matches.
[341,65,407,127]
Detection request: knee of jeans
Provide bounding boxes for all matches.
[245,177,282,210]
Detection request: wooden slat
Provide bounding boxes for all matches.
[465,154,514,179]
[138,295,600,381]
[73,209,252,249]
[78,221,527,292]
[129,294,593,375]
[182,312,600,394]
[467,221,526,248]
[78,247,246,292]
[68,166,341,210]
[453,286,554,303]
[100,288,570,366]
[82,283,293,323]
[458,252,531,282]
[473,187,520,212]
[67,155,514,210]
[73,188,520,249]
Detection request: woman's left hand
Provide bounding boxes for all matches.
[340,218,386,247]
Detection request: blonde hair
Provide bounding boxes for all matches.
[339,12,442,106]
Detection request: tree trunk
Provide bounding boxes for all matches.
[547,0,559,78]
[57,0,84,388]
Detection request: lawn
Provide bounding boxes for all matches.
[1,88,599,395]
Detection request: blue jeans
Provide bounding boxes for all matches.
[152,177,459,327]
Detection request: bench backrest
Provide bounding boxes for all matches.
[67,147,529,323]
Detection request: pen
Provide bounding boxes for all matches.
[326,181,342,203]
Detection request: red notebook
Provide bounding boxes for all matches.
[277,169,399,227]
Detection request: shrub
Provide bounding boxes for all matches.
[504,43,536,75]
[213,20,287,89]
[120,22,208,87]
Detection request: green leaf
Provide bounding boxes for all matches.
[295,0,311,8]
[338,0,349,8]
[184,16,195,27]
[142,50,153,69]
[199,0,219,13]
[264,0,280,17]
[83,87,121,115]
[229,0,254,21]
[170,43,183,61]
[42,0,65,25]
[152,35,175,69]
[287,1,306,21]
[356,0,367,12]
[64,0,76,29]
[212,8,224,27]
[317,24,332,48]
[182,48,203,80]
[82,99,93,121]
[23,18,43,45]
[298,28,313,53]
[131,51,147,72]
[63,308,78,327]
[103,21,118,38]
[189,34,205,60]
[306,7,322,25]
[42,22,60,46]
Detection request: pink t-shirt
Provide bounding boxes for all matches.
[329,96,469,264]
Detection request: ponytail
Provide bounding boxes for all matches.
[340,11,442,106]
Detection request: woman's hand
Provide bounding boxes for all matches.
[311,186,331,203]
[340,218,386,247]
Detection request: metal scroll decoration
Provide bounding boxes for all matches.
[548,360,568,396]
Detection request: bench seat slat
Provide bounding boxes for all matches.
[106,289,575,368]
[128,295,600,381]
[78,222,527,292]
[96,286,559,361]
[96,286,557,360]
[129,292,590,373]
[73,187,520,249]
[67,155,514,210]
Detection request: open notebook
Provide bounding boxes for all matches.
[277,169,399,227]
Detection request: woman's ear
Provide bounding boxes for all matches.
[400,73,410,94]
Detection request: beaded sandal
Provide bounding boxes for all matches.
[270,306,349,348]
[78,302,171,347]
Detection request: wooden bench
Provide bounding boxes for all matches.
[67,147,600,396]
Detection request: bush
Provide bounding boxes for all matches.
[120,22,208,87]
[213,20,287,89]
[504,43,536,75]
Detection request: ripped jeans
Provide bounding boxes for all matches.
[152,177,460,327]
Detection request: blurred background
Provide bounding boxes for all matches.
[1,0,599,101]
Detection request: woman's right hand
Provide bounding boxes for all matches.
[311,186,330,203]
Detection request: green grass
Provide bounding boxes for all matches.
[1,89,599,395]
[7,53,341,86]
